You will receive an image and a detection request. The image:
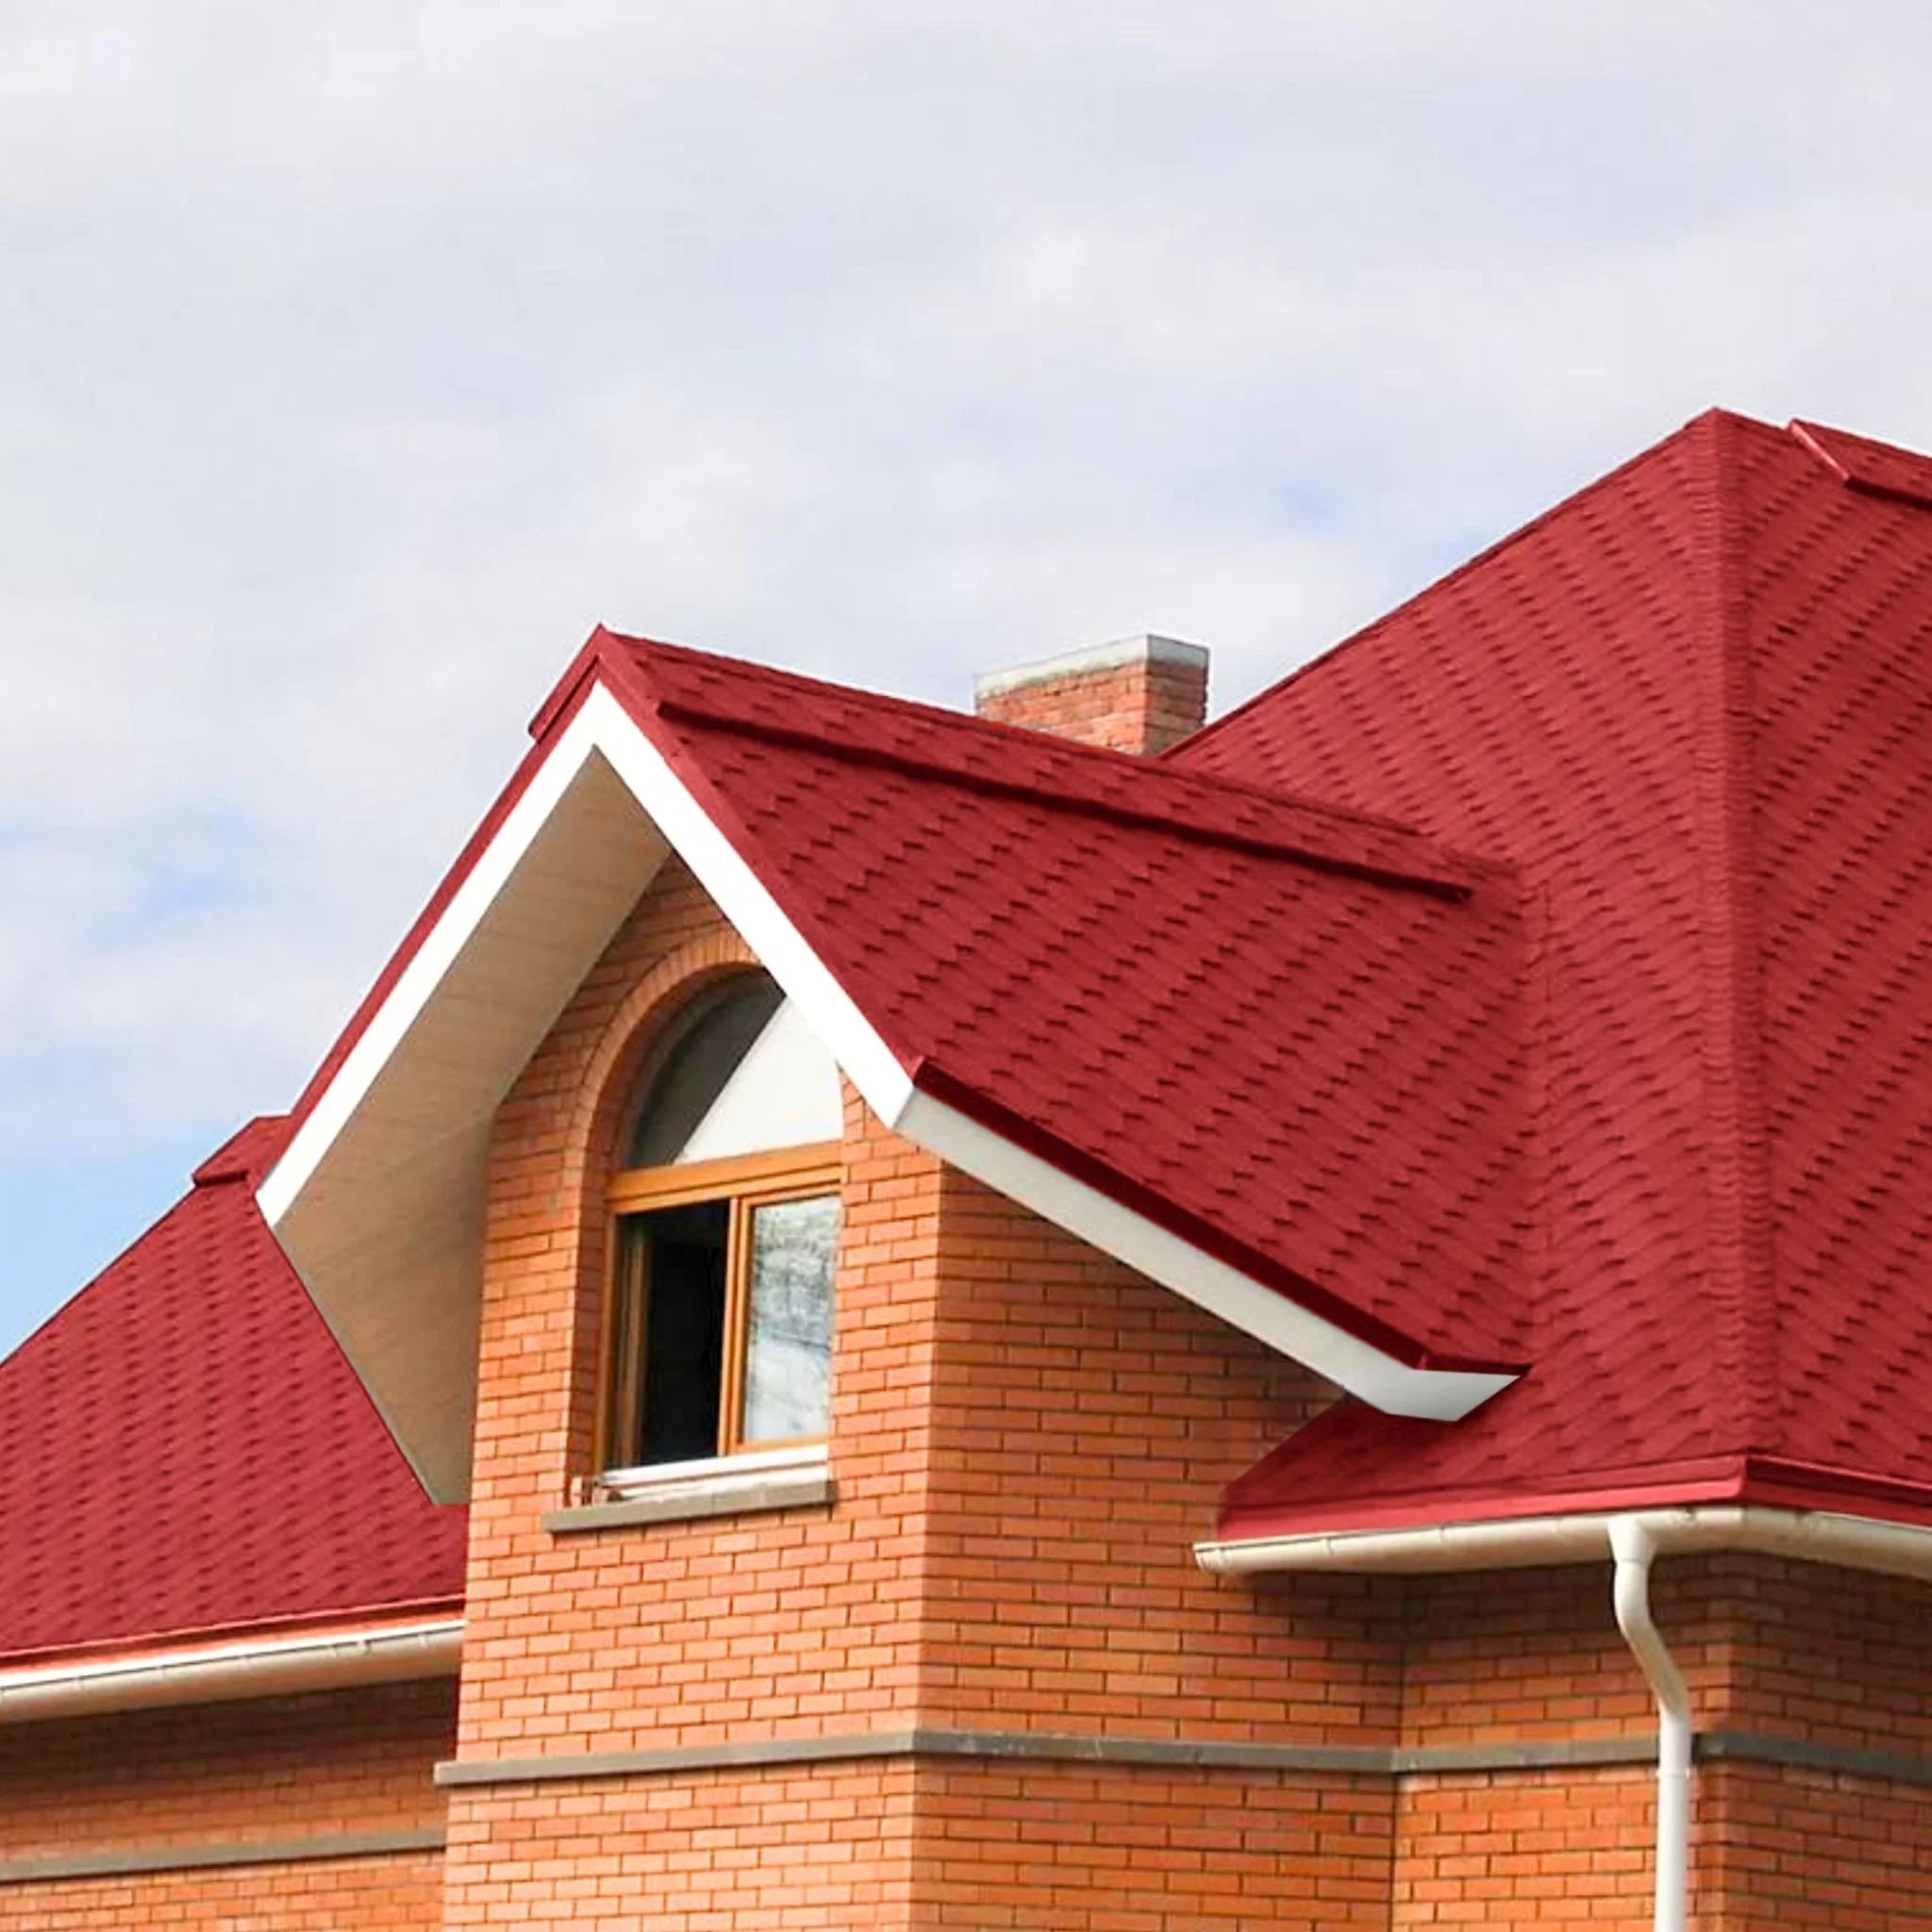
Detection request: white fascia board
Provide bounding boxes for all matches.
[578,683,915,1124]
[1194,1505,1932,1581]
[258,676,1507,1425]
[258,693,621,1227]
[894,1090,1514,1424]
[258,680,912,1232]
[0,1618,463,1723]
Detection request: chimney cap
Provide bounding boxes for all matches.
[973,633,1208,703]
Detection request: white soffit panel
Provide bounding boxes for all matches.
[675,999,844,1163]
[260,677,1510,1500]
[262,741,671,1498]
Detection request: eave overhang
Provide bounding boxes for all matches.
[260,658,1516,1500]
[1195,1503,1932,1585]
[0,1616,462,1724]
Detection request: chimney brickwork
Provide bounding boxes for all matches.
[974,634,1208,756]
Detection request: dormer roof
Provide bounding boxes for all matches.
[262,630,1533,1496]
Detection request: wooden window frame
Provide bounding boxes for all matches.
[598,1141,841,1474]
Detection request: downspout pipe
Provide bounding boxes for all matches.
[1196,1504,1932,1932]
[1610,1516,1690,1932]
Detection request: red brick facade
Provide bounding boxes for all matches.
[974,636,1208,756]
[425,857,1931,1929]
[10,673,1932,1926]
[0,1680,454,1928]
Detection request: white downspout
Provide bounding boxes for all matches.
[1610,1516,1690,1932]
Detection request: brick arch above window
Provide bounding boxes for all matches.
[566,925,765,1201]
[540,926,764,1474]
[549,918,847,1490]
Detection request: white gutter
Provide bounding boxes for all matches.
[0,1617,462,1724]
[1196,1505,1932,1932]
[1194,1502,1932,1582]
[1610,1517,1688,1932]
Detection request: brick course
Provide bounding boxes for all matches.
[0,1851,446,1930]
[0,1680,454,1929]
[435,853,1932,1927]
[18,862,1932,1927]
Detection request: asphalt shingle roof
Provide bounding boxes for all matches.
[12,404,1932,1646]
[1190,409,1932,1539]
[0,1118,465,1662]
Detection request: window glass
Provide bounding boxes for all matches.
[627,975,784,1168]
[609,1200,729,1466]
[603,972,842,1476]
[740,1194,840,1444]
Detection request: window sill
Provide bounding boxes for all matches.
[542,1447,832,1535]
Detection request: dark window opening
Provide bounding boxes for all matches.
[608,1200,729,1466]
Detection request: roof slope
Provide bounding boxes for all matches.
[584,630,1535,1370]
[1186,408,1932,1540]
[0,1118,466,1663]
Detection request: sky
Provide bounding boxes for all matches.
[6,2,1932,1352]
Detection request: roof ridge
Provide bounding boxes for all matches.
[1171,406,1778,771]
[1693,412,1778,1449]
[600,627,1446,843]
[599,638,1497,902]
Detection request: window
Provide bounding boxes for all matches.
[600,973,844,1475]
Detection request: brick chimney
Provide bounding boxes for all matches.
[974,634,1209,757]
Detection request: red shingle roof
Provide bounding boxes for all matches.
[1184,408,1932,1540]
[580,629,1535,1372]
[0,1118,465,1663]
[17,402,1932,1650]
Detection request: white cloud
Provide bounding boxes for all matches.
[8,0,1932,1326]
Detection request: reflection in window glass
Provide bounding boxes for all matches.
[627,975,784,1168]
[741,1194,839,1443]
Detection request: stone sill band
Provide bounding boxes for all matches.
[0,1827,445,1887]
[543,1468,833,1534]
[12,1733,1918,1887]
[433,1724,1932,1790]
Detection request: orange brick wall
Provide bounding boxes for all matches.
[440,847,1932,1926]
[1383,1567,1659,1927]
[1701,1761,1932,1930]
[911,1762,1392,1930]
[1392,1767,1657,1927]
[1699,1553,1932,1751]
[1695,1556,1932,1928]
[974,658,1208,756]
[1387,1556,1932,1927]
[0,1852,446,1930]
[0,1678,454,1930]
[443,1764,919,1930]
[915,1163,1386,1744]
[1399,1564,1676,1747]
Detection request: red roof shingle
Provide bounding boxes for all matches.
[588,630,1536,1372]
[16,401,1932,1646]
[0,1119,465,1663]
[1189,409,1932,1540]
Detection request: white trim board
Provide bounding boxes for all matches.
[258,676,1511,1484]
[893,1091,1510,1422]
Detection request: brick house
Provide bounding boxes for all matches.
[4,404,1932,1928]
